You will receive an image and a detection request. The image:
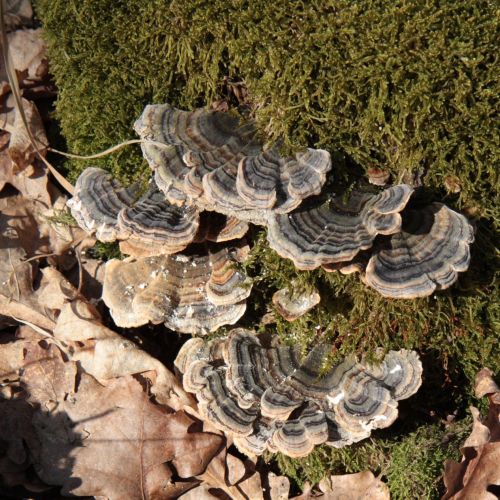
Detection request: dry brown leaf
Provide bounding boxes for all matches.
[0,185,94,329]
[0,124,52,204]
[0,235,75,331]
[0,244,55,331]
[442,368,500,500]
[0,335,30,382]
[23,342,76,407]
[53,299,195,411]
[24,364,223,499]
[0,168,85,256]
[0,311,218,498]
[3,0,33,32]
[144,462,200,499]
[293,471,390,500]
[268,472,291,500]
[2,336,221,498]
[1,29,48,88]
[3,96,48,170]
[475,369,500,400]
[187,447,267,500]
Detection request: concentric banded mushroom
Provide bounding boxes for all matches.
[134,104,331,224]
[175,330,422,457]
[201,146,332,224]
[272,287,320,321]
[134,104,260,201]
[267,185,413,270]
[362,203,475,298]
[67,167,139,242]
[68,167,250,257]
[117,186,201,256]
[102,244,251,334]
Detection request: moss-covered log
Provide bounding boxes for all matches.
[35,0,499,496]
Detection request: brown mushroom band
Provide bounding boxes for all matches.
[175,330,422,457]
[68,103,474,300]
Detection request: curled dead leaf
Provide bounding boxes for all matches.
[1,28,48,92]
[293,471,389,500]
[442,368,500,499]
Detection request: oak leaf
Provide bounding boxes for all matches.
[17,342,223,500]
[293,471,390,499]
[442,368,500,500]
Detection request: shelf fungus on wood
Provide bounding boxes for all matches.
[272,286,320,321]
[68,168,243,257]
[362,203,475,298]
[67,167,140,242]
[117,186,201,257]
[175,330,422,457]
[266,185,413,270]
[101,244,252,334]
[134,104,331,224]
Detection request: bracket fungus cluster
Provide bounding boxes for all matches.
[134,104,332,224]
[102,244,251,334]
[68,167,200,255]
[66,102,475,339]
[131,103,473,298]
[175,330,423,457]
[267,185,414,270]
[61,101,474,461]
[67,167,249,259]
[362,203,475,298]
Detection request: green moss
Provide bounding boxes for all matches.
[86,241,122,261]
[34,0,499,496]
[35,0,498,213]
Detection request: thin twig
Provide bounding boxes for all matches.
[22,252,58,263]
[75,248,83,295]
[48,139,173,160]
[0,1,75,195]
[11,316,69,354]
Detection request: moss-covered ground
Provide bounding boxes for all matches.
[35,0,499,497]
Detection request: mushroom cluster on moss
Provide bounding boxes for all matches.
[175,330,422,457]
[64,101,476,456]
[102,243,251,334]
[68,103,475,303]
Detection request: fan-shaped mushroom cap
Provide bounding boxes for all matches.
[134,104,331,224]
[328,350,422,443]
[134,103,260,197]
[201,146,331,224]
[101,244,251,334]
[272,287,321,321]
[267,185,413,270]
[175,330,422,457]
[67,167,139,242]
[67,168,206,256]
[363,203,474,298]
[117,186,200,257]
